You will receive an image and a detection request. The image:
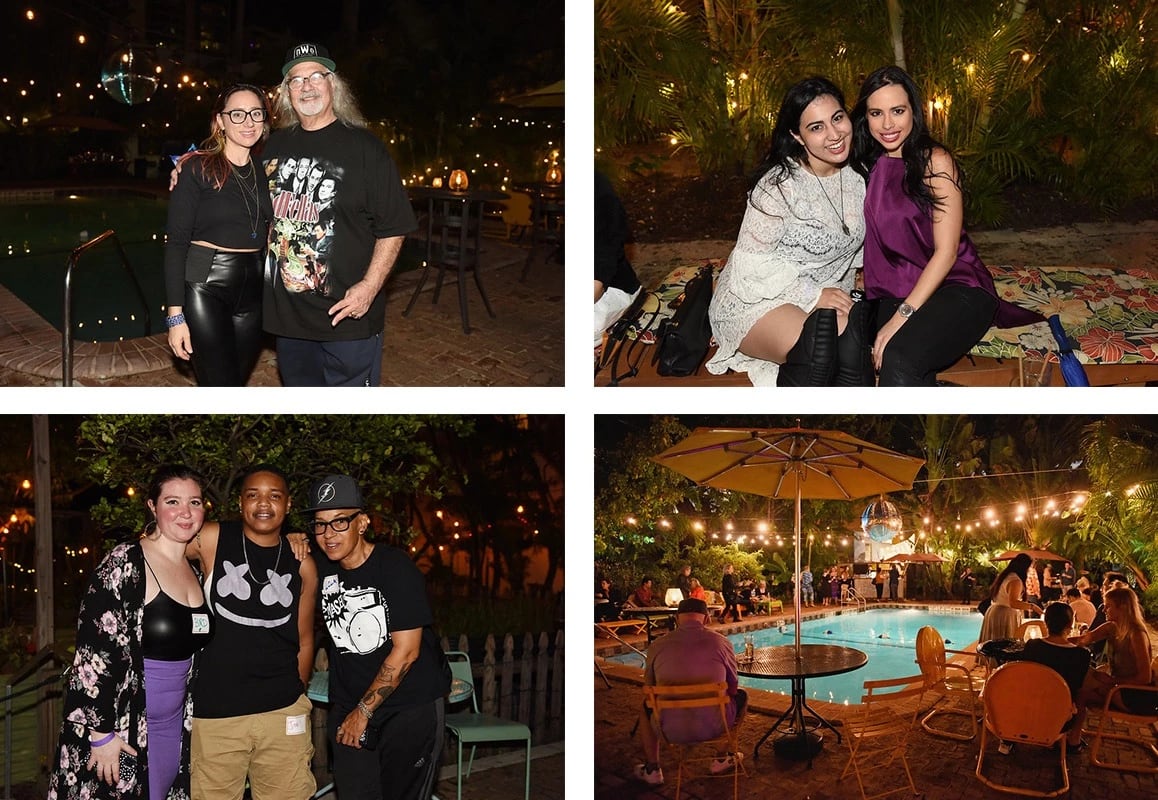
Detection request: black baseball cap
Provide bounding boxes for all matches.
[283,43,337,77]
[302,474,364,512]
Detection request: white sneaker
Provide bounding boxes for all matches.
[633,763,664,785]
[710,752,743,774]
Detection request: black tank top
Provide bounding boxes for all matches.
[141,556,214,661]
[192,521,303,718]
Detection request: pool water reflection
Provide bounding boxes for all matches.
[608,607,979,705]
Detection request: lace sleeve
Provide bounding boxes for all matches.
[727,179,802,304]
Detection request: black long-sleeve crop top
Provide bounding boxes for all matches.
[163,158,273,307]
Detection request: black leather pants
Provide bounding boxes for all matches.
[184,250,263,386]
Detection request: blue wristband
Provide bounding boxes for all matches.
[165,313,186,328]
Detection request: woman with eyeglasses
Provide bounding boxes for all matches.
[303,474,451,800]
[164,83,273,385]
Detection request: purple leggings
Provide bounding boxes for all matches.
[143,657,191,799]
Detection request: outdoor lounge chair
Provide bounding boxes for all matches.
[916,625,986,740]
[975,661,1071,797]
[840,673,927,800]
[1086,655,1158,774]
[642,681,746,800]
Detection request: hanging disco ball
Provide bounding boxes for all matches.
[101,46,158,105]
[860,497,905,544]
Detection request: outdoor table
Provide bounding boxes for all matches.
[737,644,868,765]
[977,638,1026,666]
[404,186,509,334]
[515,182,564,279]
[622,606,678,643]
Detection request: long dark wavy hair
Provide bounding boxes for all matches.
[177,83,270,191]
[747,76,848,207]
[851,65,958,213]
[989,553,1033,601]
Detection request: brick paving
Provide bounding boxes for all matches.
[595,604,1158,799]
[0,235,563,387]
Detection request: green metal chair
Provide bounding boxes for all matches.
[443,650,531,800]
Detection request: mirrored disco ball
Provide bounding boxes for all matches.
[101,47,158,105]
[861,498,903,543]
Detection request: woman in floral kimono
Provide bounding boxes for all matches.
[49,465,213,800]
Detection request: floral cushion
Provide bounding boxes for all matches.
[646,262,1158,366]
[976,265,1158,364]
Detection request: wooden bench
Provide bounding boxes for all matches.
[595,618,647,637]
[596,261,1158,387]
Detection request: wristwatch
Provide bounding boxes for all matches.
[897,302,916,318]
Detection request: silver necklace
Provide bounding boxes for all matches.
[811,168,849,235]
[231,160,262,240]
[241,534,283,585]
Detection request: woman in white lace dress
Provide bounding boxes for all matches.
[707,77,872,386]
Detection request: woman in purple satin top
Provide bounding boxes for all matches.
[851,66,1041,385]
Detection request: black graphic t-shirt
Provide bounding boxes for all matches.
[261,121,417,341]
[193,521,304,718]
[317,545,450,713]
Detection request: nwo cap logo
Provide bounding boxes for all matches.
[293,44,321,59]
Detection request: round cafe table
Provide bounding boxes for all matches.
[737,644,868,766]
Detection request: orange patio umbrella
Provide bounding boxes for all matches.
[882,552,948,563]
[653,425,925,657]
[993,549,1066,562]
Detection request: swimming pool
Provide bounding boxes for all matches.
[608,607,980,705]
[0,188,426,343]
[0,190,168,342]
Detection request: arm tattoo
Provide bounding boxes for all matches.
[361,661,413,707]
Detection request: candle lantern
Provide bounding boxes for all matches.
[431,176,443,188]
[545,165,563,185]
[449,170,469,191]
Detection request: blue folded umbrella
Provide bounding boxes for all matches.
[1048,314,1090,387]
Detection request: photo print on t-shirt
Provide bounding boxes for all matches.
[321,573,392,655]
[266,157,343,297]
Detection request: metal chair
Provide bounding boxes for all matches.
[1087,655,1158,773]
[975,661,1072,796]
[841,674,927,800]
[306,671,335,799]
[642,681,746,800]
[443,650,531,800]
[915,625,986,740]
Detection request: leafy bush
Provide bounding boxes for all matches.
[431,596,559,639]
[1141,583,1158,621]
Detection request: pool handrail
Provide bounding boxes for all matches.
[61,228,152,385]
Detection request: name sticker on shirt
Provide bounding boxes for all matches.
[191,613,210,634]
[323,575,339,593]
[286,714,308,736]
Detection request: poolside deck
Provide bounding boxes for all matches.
[595,601,1158,799]
[0,234,563,387]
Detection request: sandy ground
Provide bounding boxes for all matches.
[628,220,1158,290]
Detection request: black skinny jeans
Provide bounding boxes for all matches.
[184,250,263,386]
[873,284,998,386]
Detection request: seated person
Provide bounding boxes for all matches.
[633,598,748,786]
[737,581,756,615]
[594,171,642,349]
[595,577,624,623]
[687,577,707,602]
[1021,602,1091,707]
[625,576,656,609]
[750,579,772,613]
[1066,586,1156,750]
[1065,587,1096,631]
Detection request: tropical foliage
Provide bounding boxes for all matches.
[595,0,1156,223]
[596,415,1158,606]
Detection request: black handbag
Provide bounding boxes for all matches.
[654,264,714,377]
